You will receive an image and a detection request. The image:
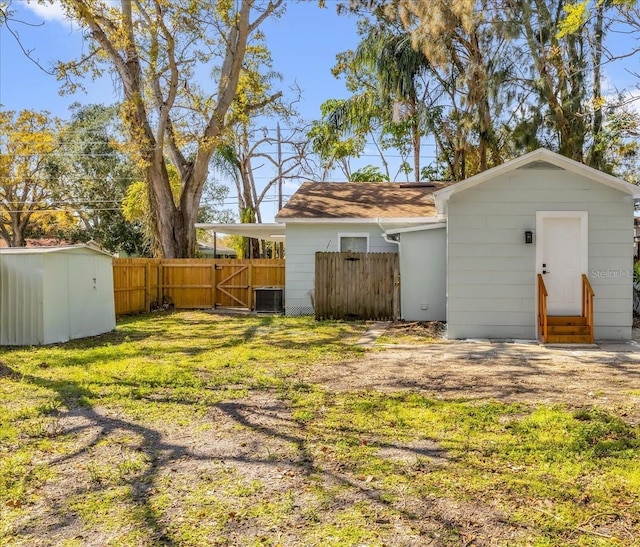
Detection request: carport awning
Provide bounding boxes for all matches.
[195,223,285,242]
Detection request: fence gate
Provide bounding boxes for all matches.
[215,263,251,308]
[314,252,399,321]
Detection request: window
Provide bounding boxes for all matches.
[339,233,369,252]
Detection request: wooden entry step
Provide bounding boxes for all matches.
[546,316,592,344]
[547,316,587,326]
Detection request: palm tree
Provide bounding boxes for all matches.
[324,27,433,182]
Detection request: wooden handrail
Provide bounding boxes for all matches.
[538,273,548,343]
[582,274,595,343]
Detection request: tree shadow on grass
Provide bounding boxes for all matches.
[2,366,213,546]
[211,397,516,542]
[2,360,503,545]
[5,336,580,547]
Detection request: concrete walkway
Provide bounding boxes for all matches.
[355,321,392,347]
[356,322,640,363]
[436,339,640,365]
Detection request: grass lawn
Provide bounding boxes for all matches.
[1,311,639,546]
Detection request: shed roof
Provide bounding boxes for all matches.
[0,243,113,257]
[276,182,449,221]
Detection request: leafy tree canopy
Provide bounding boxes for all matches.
[48,0,283,258]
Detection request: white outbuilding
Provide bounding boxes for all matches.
[0,244,116,345]
[275,149,640,342]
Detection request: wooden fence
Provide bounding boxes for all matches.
[314,252,399,321]
[113,258,285,316]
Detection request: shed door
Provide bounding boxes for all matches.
[537,213,587,315]
[68,254,99,338]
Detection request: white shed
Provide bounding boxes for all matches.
[0,244,116,345]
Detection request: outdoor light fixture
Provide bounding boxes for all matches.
[525,230,533,244]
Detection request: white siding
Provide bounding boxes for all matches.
[398,228,446,321]
[0,254,45,345]
[446,169,634,340]
[42,253,71,345]
[284,223,401,315]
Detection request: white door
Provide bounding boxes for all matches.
[538,214,586,315]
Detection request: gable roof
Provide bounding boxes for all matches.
[276,182,449,221]
[434,148,640,216]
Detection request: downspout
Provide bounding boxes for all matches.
[378,218,402,320]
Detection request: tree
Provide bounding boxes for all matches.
[50,103,146,255]
[123,162,232,254]
[350,165,389,182]
[345,26,433,181]
[312,22,435,182]
[0,110,63,247]
[478,0,640,169]
[308,99,367,180]
[343,0,640,176]
[504,0,590,162]
[53,0,283,257]
[335,2,517,180]
[553,0,638,169]
[211,45,316,258]
[382,0,515,173]
[213,122,316,257]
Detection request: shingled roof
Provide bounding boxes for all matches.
[276,182,448,220]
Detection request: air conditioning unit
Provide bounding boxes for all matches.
[254,287,284,313]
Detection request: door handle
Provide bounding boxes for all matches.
[543,270,550,274]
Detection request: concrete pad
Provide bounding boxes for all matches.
[355,321,392,348]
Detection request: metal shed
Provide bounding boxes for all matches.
[0,244,116,345]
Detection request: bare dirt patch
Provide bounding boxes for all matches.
[309,339,640,420]
[379,321,447,344]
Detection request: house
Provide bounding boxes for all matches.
[0,243,116,345]
[197,240,237,259]
[276,149,640,341]
[275,181,450,316]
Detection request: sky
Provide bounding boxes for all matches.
[0,1,367,220]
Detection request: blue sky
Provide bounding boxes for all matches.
[0,1,360,122]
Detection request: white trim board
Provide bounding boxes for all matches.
[384,223,447,235]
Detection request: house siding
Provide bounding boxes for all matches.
[398,228,446,321]
[284,223,401,315]
[447,169,634,340]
